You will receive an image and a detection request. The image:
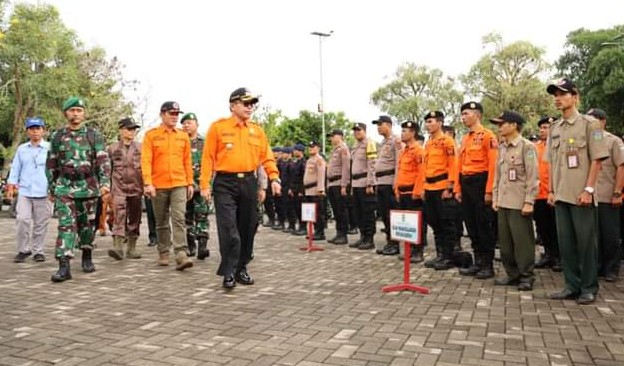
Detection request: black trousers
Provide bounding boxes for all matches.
[213,173,257,276]
[460,173,496,260]
[328,186,348,235]
[287,188,303,228]
[377,184,397,242]
[598,203,621,277]
[353,187,377,237]
[144,197,157,243]
[533,199,559,258]
[263,185,275,221]
[347,190,358,230]
[304,195,326,234]
[275,188,285,223]
[425,189,459,259]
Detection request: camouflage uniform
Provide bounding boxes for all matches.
[46,126,111,258]
[186,136,210,258]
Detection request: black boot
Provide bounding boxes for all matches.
[187,233,197,257]
[349,235,364,248]
[197,237,209,260]
[51,256,72,282]
[358,235,375,250]
[332,234,348,245]
[272,221,285,230]
[81,249,96,273]
[459,252,481,276]
[410,245,424,263]
[476,252,495,279]
[262,218,275,227]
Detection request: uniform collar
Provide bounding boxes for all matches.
[469,125,484,134]
[230,115,250,127]
[560,110,580,125]
[504,135,522,147]
[158,124,180,133]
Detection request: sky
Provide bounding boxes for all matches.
[22,0,624,137]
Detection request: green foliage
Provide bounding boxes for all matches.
[370,63,463,132]
[460,33,556,135]
[557,26,624,134]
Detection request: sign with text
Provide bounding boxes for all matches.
[301,202,316,222]
[389,210,422,244]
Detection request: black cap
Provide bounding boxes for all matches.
[118,117,140,129]
[490,110,525,125]
[586,108,607,120]
[160,101,183,113]
[537,116,556,126]
[401,120,418,130]
[326,129,344,137]
[293,143,305,152]
[352,122,367,131]
[424,111,444,120]
[308,140,320,147]
[460,102,483,113]
[547,78,578,95]
[229,87,260,103]
[372,115,392,125]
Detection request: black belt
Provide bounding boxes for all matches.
[398,184,414,193]
[352,172,367,180]
[328,175,341,183]
[426,173,448,184]
[375,169,395,178]
[216,171,254,178]
[304,182,317,189]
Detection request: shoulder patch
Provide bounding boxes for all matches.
[592,130,604,140]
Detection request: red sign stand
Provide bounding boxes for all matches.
[382,210,429,294]
[300,221,324,252]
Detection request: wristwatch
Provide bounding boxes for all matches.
[583,186,595,194]
[270,178,281,185]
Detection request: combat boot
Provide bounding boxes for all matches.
[186,232,197,257]
[126,236,142,259]
[197,237,210,260]
[81,248,96,273]
[332,234,348,245]
[459,253,481,276]
[175,251,193,271]
[51,256,72,282]
[349,235,364,248]
[108,236,124,260]
[358,235,375,250]
[476,253,495,279]
[158,251,170,266]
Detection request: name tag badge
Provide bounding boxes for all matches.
[508,168,517,181]
[566,151,579,169]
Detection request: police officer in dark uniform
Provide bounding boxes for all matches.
[262,146,281,227]
[280,147,295,233]
[289,144,307,236]
[272,148,290,231]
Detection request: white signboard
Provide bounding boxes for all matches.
[301,202,316,222]
[389,210,422,244]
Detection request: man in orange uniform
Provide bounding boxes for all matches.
[142,101,194,271]
[533,116,561,271]
[423,111,458,270]
[200,88,281,289]
[455,102,498,279]
[394,121,426,263]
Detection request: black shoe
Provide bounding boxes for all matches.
[551,259,562,272]
[197,237,209,260]
[576,293,596,305]
[459,265,480,276]
[81,249,96,273]
[33,253,46,262]
[424,255,442,268]
[380,228,387,234]
[293,228,307,236]
[13,251,31,263]
[410,246,424,263]
[358,242,375,250]
[347,228,359,235]
[475,267,494,279]
[187,236,197,257]
[51,257,72,283]
[283,227,295,234]
[327,236,338,244]
[235,268,254,285]
[549,289,579,300]
[494,277,520,286]
[272,223,285,231]
[312,233,326,241]
[375,249,384,255]
[534,255,553,269]
[262,220,275,228]
[223,274,236,289]
[332,235,348,245]
[517,282,533,291]
[433,259,454,271]
[349,238,363,248]
[382,244,400,256]
[147,240,157,247]
[605,274,618,282]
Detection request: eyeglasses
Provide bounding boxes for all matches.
[241,101,257,108]
[166,111,181,116]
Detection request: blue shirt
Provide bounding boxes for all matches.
[7,140,50,198]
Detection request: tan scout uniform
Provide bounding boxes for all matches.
[327,139,351,239]
[595,130,624,279]
[493,134,538,287]
[375,135,401,248]
[303,148,327,238]
[547,111,608,298]
[350,131,377,247]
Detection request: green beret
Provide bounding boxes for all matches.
[180,112,197,123]
[62,97,86,112]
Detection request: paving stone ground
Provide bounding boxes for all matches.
[1,209,624,366]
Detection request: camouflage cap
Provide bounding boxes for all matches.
[62,96,86,112]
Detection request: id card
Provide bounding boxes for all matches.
[566,151,579,169]
[508,168,517,181]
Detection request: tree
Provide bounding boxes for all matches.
[370,63,463,132]
[461,33,555,135]
[557,26,624,133]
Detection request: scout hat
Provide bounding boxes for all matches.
[546,78,578,95]
[118,117,140,129]
[490,110,525,125]
[372,115,392,125]
[62,96,86,112]
[537,116,556,127]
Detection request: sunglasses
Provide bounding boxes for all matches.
[166,111,181,116]
[242,101,257,108]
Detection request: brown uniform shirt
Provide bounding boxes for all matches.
[327,142,350,188]
[351,138,377,188]
[492,136,538,210]
[303,154,326,196]
[596,132,624,203]
[374,135,400,186]
[547,111,609,205]
[108,141,143,197]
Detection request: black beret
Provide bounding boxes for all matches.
[424,111,444,120]
[460,102,483,113]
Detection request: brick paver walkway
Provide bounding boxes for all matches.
[1,211,624,366]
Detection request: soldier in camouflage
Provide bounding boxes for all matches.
[181,113,210,260]
[46,96,111,282]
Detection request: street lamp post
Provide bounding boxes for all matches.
[311,30,333,155]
